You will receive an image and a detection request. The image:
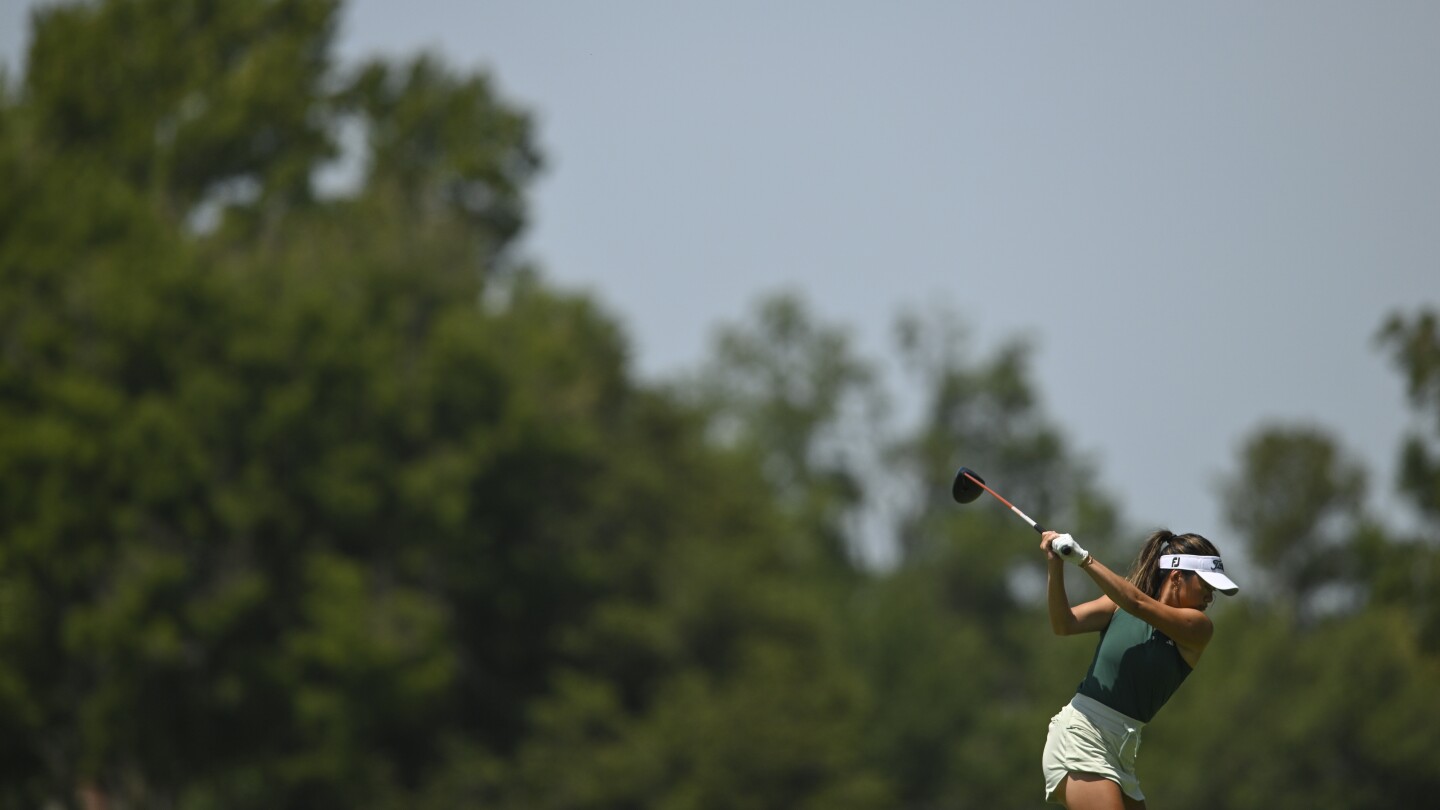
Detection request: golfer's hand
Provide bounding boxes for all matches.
[1040,531,1064,561]
[1042,531,1090,566]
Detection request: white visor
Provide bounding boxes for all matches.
[1158,554,1239,595]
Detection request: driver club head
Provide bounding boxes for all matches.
[951,467,986,504]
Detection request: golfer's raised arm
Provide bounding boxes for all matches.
[1047,533,1214,652]
[1042,531,1115,636]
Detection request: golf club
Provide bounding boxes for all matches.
[951,466,1080,558]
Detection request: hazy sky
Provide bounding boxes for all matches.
[4,2,1436,550]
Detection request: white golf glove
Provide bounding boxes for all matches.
[1051,534,1091,566]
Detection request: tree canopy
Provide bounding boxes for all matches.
[1,2,1437,808]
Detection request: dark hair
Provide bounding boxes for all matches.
[1126,530,1222,598]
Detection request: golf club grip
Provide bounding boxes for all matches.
[1031,522,1045,534]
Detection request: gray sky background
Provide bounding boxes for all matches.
[4,2,1436,555]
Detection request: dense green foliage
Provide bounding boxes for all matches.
[1,2,1437,807]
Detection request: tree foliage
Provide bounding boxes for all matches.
[1380,310,1440,522]
[1,2,876,806]
[1221,425,1369,613]
[2,2,1438,808]
[25,0,341,219]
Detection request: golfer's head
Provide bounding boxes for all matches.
[1129,530,1237,598]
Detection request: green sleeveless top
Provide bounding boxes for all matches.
[1076,609,1192,723]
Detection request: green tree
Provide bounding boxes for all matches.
[1220,425,1370,615]
[1379,309,1440,523]
[1374,308,1440,651]
[687,292,884,571]
[0,3,891,808]
[1,0,558,804]
[334,54,539,261]
[25,0,341,222]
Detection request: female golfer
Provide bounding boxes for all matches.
[1038,529,1239,809]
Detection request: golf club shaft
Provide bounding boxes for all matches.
[960,471,1045,533]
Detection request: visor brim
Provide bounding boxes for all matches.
[1198,570,1239,596]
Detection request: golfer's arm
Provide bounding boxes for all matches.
[1079,557,1212,649]
[1048,560,1115,635]
[1076,558,1144,611]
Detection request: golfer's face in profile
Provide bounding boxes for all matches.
[1187,575,1215,611]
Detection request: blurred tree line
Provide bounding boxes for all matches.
[0,1,1437,808]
